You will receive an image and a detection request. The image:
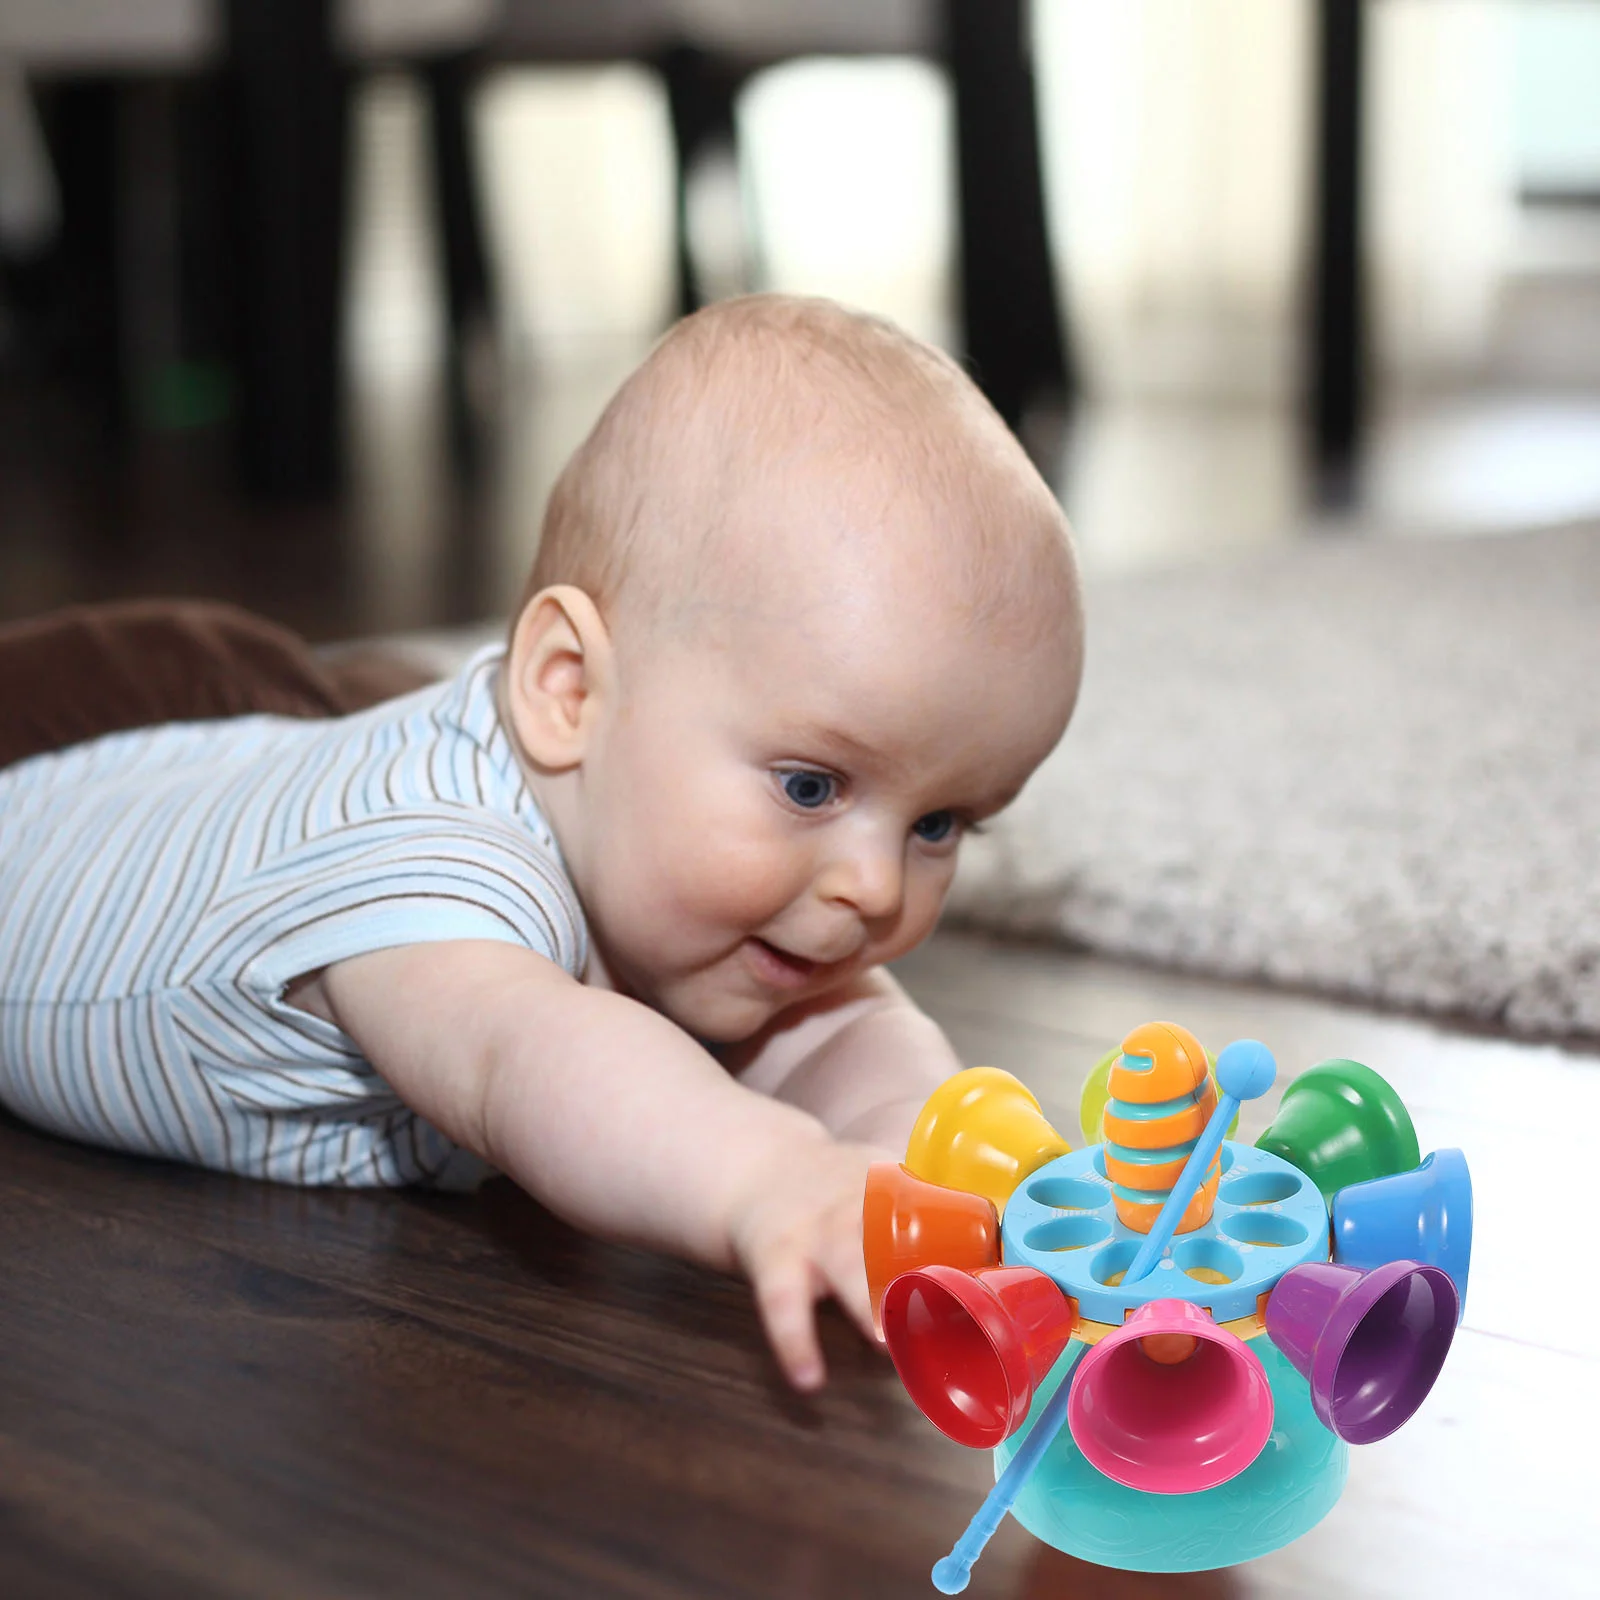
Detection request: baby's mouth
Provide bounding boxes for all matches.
[745,937,821,989]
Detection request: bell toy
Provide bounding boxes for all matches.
[1331,1148,1473,1319]
[904,1066,1071,1212]
[1254,1058,1420,1204]
[872,1021,1468,1588]
[863,1162,1000,1335]
[1067,1298,1275,1493]
[1077,1045,1120,1144]
[1265,1259,1457,1443]
[880,1263,1076,1448]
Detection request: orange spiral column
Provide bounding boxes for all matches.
[1103,1021,1220,1234]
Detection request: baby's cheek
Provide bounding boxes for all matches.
[672,849,792,928]
[666,817,799,922]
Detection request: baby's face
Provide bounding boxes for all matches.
[569,512,1079,1042]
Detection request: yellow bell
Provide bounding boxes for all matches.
[904,1066,1072,1212]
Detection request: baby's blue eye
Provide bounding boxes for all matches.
[781,770,836,809]
[913,810,957,843]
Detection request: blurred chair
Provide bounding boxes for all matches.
[0,1,501,499]
[490,0,939,317]
[483,0,1072,430]
[1,0,1070,501]
[0,2,221,445]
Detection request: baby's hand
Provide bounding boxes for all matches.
[725,1137,888,1391]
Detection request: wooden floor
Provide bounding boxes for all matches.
[3,930,1592,1600]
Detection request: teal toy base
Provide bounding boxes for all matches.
[993,1337,1348,1572]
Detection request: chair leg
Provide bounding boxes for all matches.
[424,52,493,473]
[24,79,126,444]
[1310,0,1365,490]
[221,0,349,502]
[657,43,745,318]
[944,0,1073,431]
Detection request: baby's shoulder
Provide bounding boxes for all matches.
[0,645,555,901]
[305,646,546,838]
[0,647,588,1004]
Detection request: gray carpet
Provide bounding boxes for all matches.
[946,524,1600,1042]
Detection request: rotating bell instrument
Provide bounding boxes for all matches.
[864,1023,1472,1590]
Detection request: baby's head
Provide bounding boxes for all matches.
[504,295,1083,1041]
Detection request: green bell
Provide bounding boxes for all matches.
[1255,1059,1420,1206]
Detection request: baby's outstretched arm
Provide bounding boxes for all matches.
[721,968,962,1154]
[314,939,882,1389]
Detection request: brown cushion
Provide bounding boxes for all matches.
[0,600,438,772]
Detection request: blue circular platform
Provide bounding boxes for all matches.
[1001,1141,1328,1325]
[994,1336,1349,1571]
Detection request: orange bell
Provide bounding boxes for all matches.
[863,1162,1000,1334]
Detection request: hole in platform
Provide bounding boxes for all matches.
[1091,1146,1108,1179]
[1090,1240,1140,1286]
[1028,1177,1106,1211]
[1221,1211,1310,1248]
[1023,1215,1112,1253]
[1175,1238,1245,1284]
[1221,1171,1301,1207]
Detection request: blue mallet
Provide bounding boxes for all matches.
[930,1341,1089,1594]
[1123,1040,1278,1286]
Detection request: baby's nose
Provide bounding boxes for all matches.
[816,839,904,923]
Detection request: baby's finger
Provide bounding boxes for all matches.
[821,1232,879,1346]
[752,1252,826,1391]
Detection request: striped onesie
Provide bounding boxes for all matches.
[0,647,586,1188]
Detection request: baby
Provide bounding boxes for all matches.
[0,295,1083,1389]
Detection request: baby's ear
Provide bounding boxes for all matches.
[505,586,613,769]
